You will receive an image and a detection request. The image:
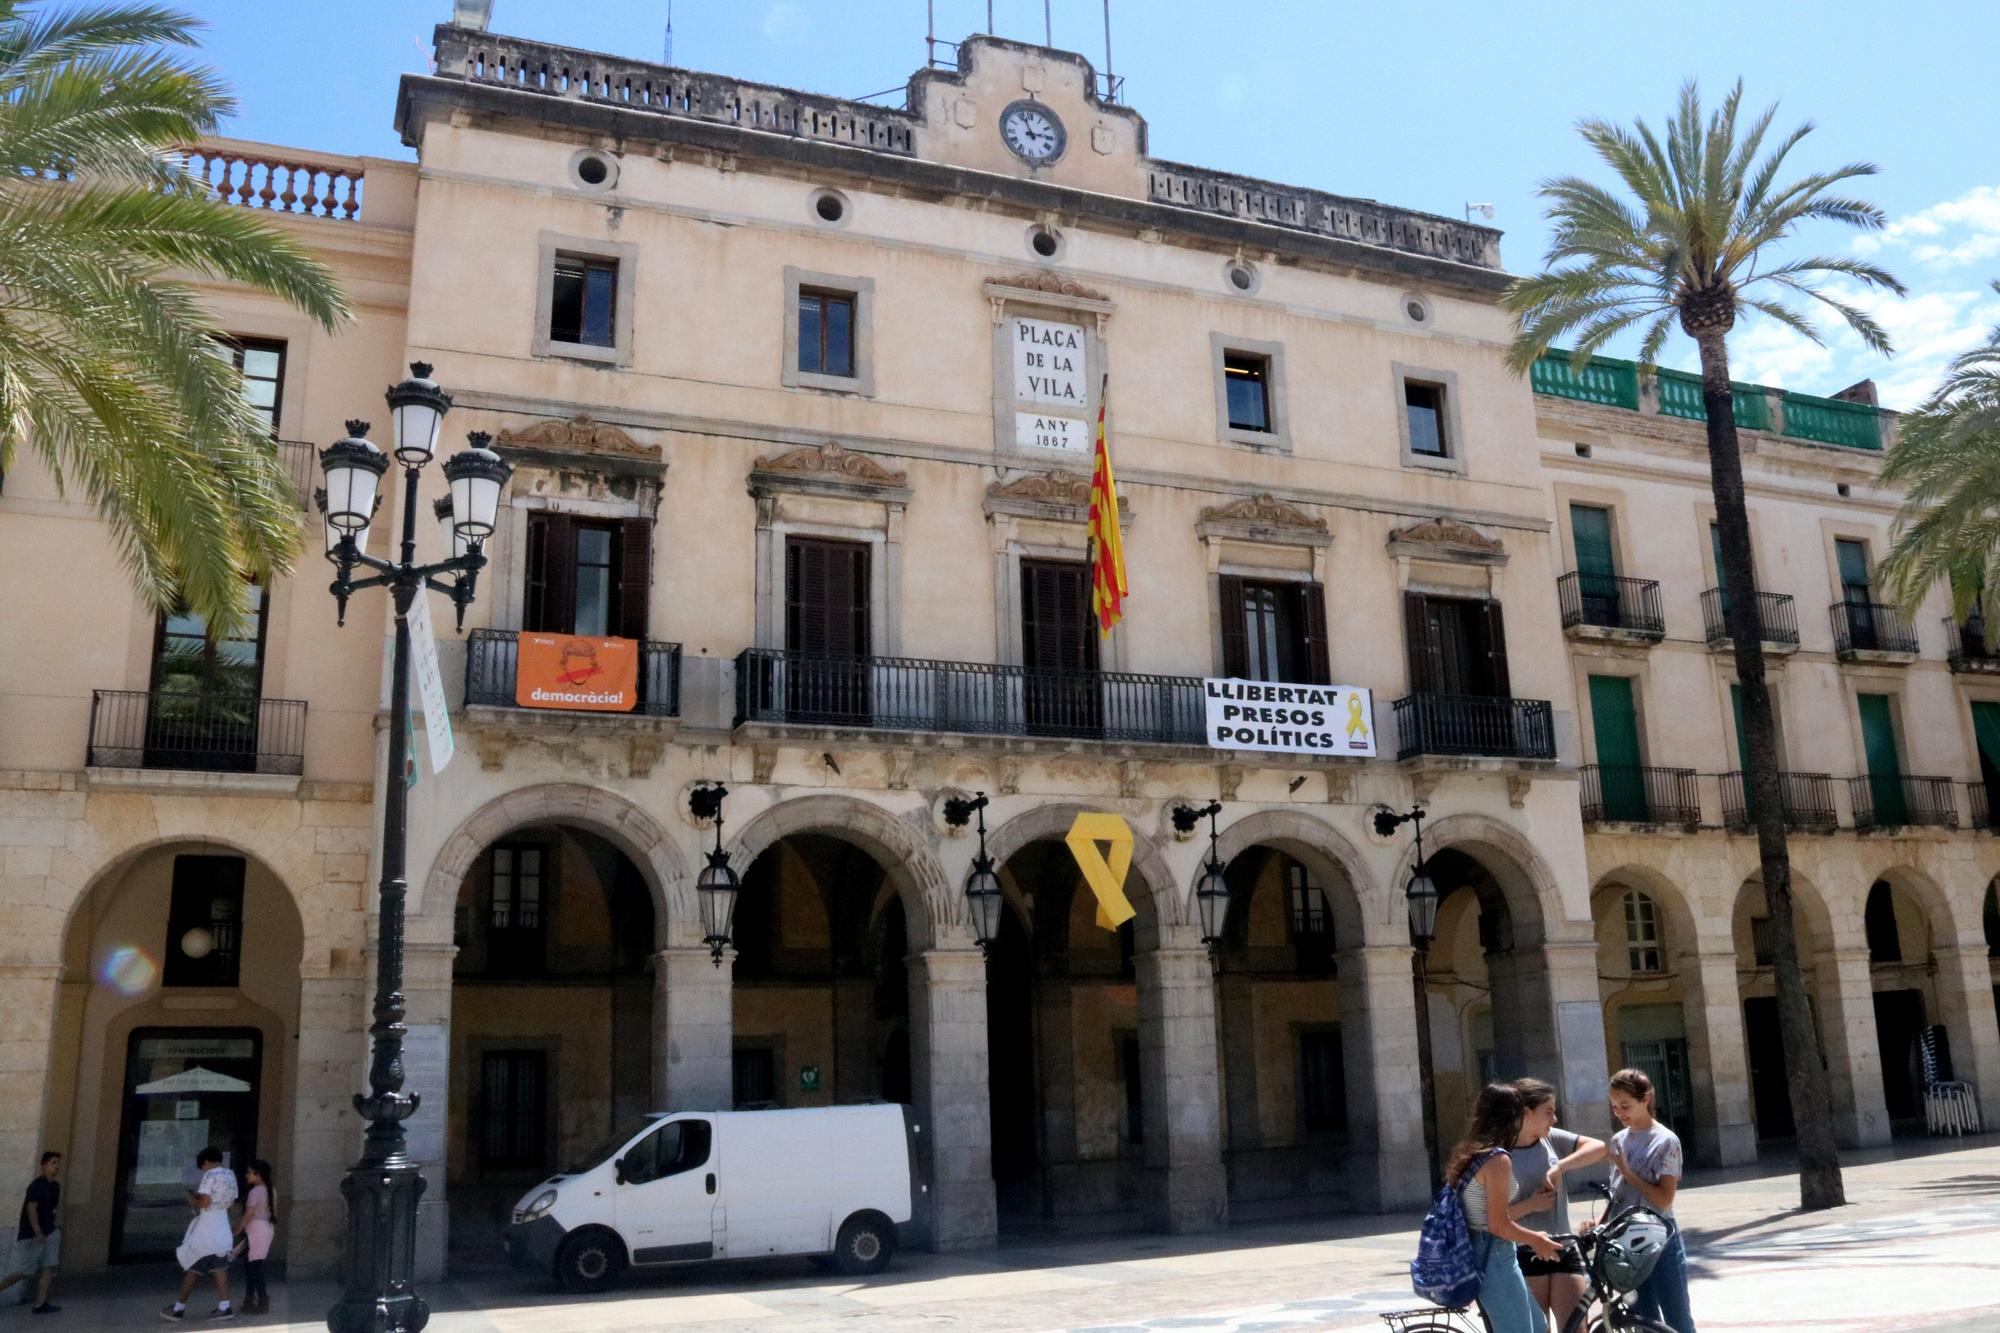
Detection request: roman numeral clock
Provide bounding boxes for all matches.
[1000,100,1066,164]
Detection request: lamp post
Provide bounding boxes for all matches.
[943,793,1003,952]
[1172,802,1229,952]
[319,365,510,1333]
[690,784,739,965]
[1375,803,1443,1194]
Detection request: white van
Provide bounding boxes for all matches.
[505,1104,918,1292]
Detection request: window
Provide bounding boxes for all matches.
[1750,915,1775,967]
[478,1050,547,1170]
[733,1047,778,1109]
[797,288,856,378]
[1287,860,1336,975]
[549,255,617,348]
[1298,1028,1347,1134]
[1864,881,1902,963]
[623,1118,713,1185]
[1857,693,1906,825]
[1405,381,1448,457]
[1835,538,1872,602]
[226,339,285,435]
[487,844,546,976]
[1403,593,1510,698]
[152,584,269,698]
[1219,577,1329,684]
[1622,889,1663,974]
[163,855,246,988]
[1223,353,1271,432]
[522,514,651,639]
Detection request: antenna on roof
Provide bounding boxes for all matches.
[1044,0,1053,45]
[663,0,673,64]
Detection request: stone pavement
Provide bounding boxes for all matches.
[12,1139,1998,1331]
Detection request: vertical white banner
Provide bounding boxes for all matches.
[407,593,454,775]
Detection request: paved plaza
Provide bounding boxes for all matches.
[12,1140,1997,1331]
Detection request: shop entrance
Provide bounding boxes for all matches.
[110,1028,263,1263]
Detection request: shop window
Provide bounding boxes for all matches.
[163,855,246,988]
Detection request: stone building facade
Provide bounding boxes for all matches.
[0,17,1994,1284]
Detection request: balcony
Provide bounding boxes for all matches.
[734,649,1206,745]
[1849,775,1957,832]
[1557,572,1665,643]
[1944,616,2000,673]
[279,439,317,509]
[1701,588,1800,652]
[1391,694,1555,762]
[1720,771,1838,833]
[1970,783,2000,832]
[88,688,306,775]
[464,629,682,716]
[1580,765,1700,829]
[1831,600,1918,662]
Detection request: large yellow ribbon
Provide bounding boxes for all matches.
[1345,692,1370,740]
[1065,812,1137,931]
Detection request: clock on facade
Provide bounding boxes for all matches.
[999,100,1066,164]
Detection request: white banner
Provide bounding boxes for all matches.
[1015,410,1090,453]
[1011,316,1087,407]
[1204,678,1376,757]
[408,593,455,775]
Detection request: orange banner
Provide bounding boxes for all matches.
[514,633,638,712]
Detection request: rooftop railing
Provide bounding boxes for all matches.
[1391,694,1555,762]
[1532,349,1888,451]
[185,143,364,221]
[88,687,306,775]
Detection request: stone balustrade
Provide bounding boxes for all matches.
[185,139,366,220]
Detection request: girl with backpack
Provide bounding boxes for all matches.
[1447,1082,1565,1333]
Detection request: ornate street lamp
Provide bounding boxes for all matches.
[319,364,510,1333]
[690,784,739,965]
[943,793,1002,952]
[1375,802,1443,1194]
[1173,801,1228,951]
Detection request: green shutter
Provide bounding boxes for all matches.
[1572,505,1616,578]
[1836,539,1871,598]
[1858,693,1905,825]
[1590,675,1646,820]
[1711,524,1726,590]
[1971,701,2000,778]
[1731,685,1747,773]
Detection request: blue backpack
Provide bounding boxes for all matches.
[1410,1148,1503,1307]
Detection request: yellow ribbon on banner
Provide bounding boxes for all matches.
[1345,692,1370,741]
[1065,812,1137,931]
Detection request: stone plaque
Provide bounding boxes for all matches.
[1011,316,1087,407]
[1015,411,1090,454]
[401,1023,449,1164]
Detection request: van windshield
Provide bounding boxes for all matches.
[561,1115,662,1176]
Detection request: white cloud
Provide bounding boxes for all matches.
[761,2,808,45]
[1855,185,2000,270]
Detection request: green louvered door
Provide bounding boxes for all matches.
[1971,703,2000,818]
[1731,685,1749,774]
[1858,693,1905,826]
[1571,505,1619,627]
[1590,675,1646,820]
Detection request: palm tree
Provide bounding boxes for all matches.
[1503,81,1904,1211]
[0,2,349,633]
[1878,282,2000,635]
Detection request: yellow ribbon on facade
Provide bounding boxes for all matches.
[1345,692,1369,740]
[1065,812,1137,931]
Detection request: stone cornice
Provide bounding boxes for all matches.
[749,439,912,504]
[1386,516,1507,567]
[493,412,665,479]
[1196,493,1331,548]
[983,468,1131,526]
[983,272,1116,316]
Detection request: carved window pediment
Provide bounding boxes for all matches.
[1386,516,1508,566]
[749,439,911,503]
[1196,493,1331,549]
[983,468,1131,525]
[494,413,663,483]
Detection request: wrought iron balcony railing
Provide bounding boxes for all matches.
[1558,572,1665,638]
[733,648,1207,745]
[1720,770,1838,833]
[1831,600,1918,658]
[464,629,681,716]
[1701,588,1799,649]
[88,687,306,775]
[279,439,316,509]
[1580,764,1700,828]
[1944,616,2000,672]
[1848,774,1957,832]
[1391,693,1555,762]
[1969,782,2000,832]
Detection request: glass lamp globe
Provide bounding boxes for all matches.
[964,857,1003,949]
[441,431,513,538]
[1194,859,1230,946]
[386,362,451,466]
[318,423,388,533]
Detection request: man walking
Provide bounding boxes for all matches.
[0,1151,62,1315]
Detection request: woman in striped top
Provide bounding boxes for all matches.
[1447,1082,1564,1333]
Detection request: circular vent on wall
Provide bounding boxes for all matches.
[568,149,618,191]
[810,188,850,225]
[1225,261,1259,294]
[1028,224,1063,260]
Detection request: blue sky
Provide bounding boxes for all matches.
[179,0,2000,407]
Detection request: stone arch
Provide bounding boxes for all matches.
[1209,808,1374,947]
[1590,863,1708,959]
[1868,864,1964,951]
[725,793,952,952]
[420,783,690,946]
[1399,812,1561,948]
[56,827,321,957]
[984,802,1182,950]
[1730,863,1835,953]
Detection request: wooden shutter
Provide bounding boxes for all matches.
[1022,561,1095,672]
[1301,582,1331,685]
[1403,591,1440,694]
[1218,576,1248,677]
[1570,504,1617,578]
[617,517,652,639]
[786,538,869,657]
[1478,599,1511,698]
[523,512,575,633]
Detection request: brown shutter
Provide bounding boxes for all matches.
[1480,599,1512,698]
[1218,576,1249,677]
[617,517,652,640]
[787,538,869,657]
[1403,591,1439,694]
[1301,582,1331,685]
[524,512,576,633]
[1022,560,1095,672]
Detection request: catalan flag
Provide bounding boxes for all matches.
[1089,375,1127,635]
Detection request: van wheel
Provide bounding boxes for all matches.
[555,1228,624,1293]
[832,1213,894,1276]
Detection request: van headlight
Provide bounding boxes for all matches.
[514,1189,558,1224]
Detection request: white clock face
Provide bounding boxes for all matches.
[1001,102,1065,163]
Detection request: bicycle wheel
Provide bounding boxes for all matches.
[1561,1306,1676,1333]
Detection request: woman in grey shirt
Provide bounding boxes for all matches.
[1510,1077,1608,1333]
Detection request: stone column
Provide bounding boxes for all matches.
[1218,973,1261,1154]
[1933,945,2000,1129]
[1337,945,1429,1211]
[1034,974,1077,1211]
[654,946,733,1110]
[1515,939,1614,1141]
[1136,946,1227,1232]
[0,964,60,1186]
[907,948,997,1251]
[1812,947,1893,1148]
[1685,950,1758,1166]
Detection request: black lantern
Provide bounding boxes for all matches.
[1406,865,1441,947]
[1175,801,1228,950]
[690,784,738,965]
[944,793,1003,952]
[385,361,451,465]
[440,430,510,537]
[318,423,387,534]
